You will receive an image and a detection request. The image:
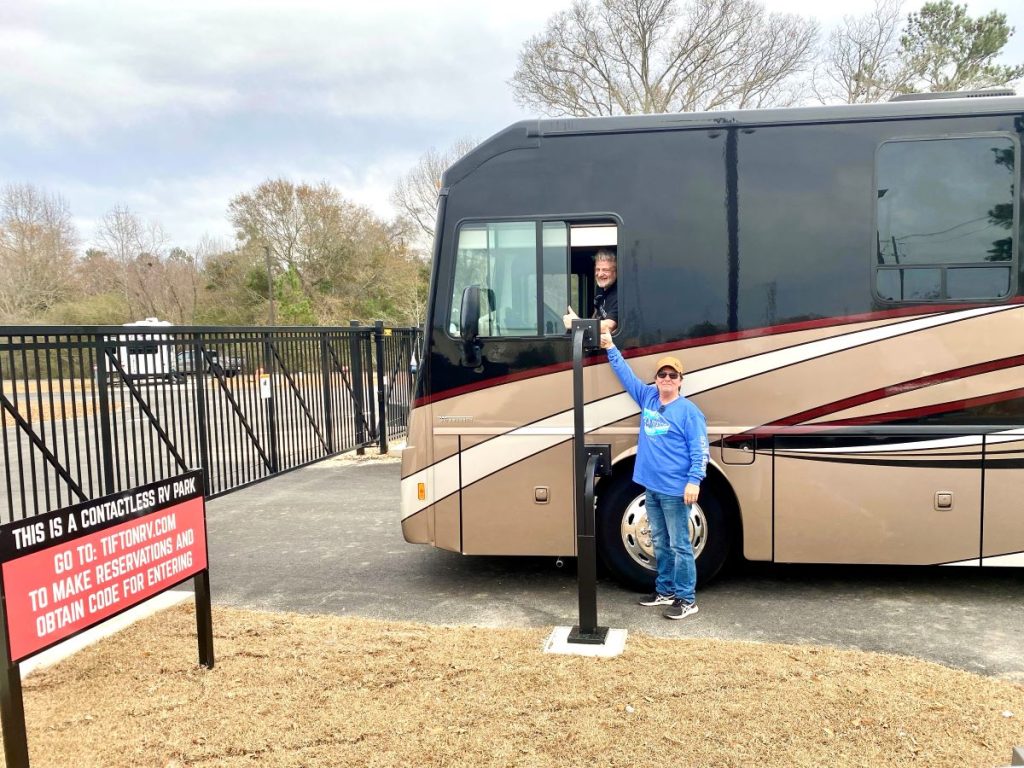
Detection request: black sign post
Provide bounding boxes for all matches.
[0,471,213,768]
[194,569,214,669]
[0,618,28,768]
[566,319,612,645]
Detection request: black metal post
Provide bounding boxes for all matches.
[567,319,609,645]
[193,569,215,669]
[94,335,115,496]
[349,321,367,455]
[262,332,280,473]
[0,596,29,768]
[373,320,388,455]
[320,332,334,455]
[192,334,212,486]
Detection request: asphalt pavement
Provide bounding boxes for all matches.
[204,456,1024,682]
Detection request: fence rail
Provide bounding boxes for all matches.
[0,323,421,524]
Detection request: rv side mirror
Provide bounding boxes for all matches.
[460,285,482,342]
[459,285,493,368]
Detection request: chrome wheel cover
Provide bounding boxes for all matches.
[619,493,707,571]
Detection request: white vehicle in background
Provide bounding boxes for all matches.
[105,317,176,383]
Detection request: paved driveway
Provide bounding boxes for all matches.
[205,458,1024,681]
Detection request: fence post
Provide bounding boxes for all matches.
[320,331,334,456]
[349,320,367,456]
[0,589,29,768]
[374,320,388,455]
[94,335,116,495]
[192,334,212,488]
[263,331,280,473]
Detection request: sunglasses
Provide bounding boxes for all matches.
[656,371,680,380]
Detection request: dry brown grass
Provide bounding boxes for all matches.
[1,387,104,430]
[11,604,1024,768]
[4,379,95,393]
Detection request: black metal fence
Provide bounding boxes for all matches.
[0,322,421,524]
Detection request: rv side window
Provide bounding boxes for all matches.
[875,136,1017,302]
[448,220,574,338]
[449,221,542,337]
[448,220,618,337]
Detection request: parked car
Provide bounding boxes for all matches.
[175,350,244,377]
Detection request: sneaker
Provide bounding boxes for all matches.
[638,592,674,607]
[664,599,699,620]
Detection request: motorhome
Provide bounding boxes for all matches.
[401,92,1024,589]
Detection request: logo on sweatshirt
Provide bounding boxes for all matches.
[642,407,670,437]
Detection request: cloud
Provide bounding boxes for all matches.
[0,19,237,144]
[2,0,1019,248]
[56,149,421,252]
[0,0,545,145]
[0,0,563,244]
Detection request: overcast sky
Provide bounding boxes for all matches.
[1,0,1021,251]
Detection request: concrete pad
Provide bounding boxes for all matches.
[543,626,627,657]
[20,589,193,678]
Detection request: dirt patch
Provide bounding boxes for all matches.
[13,605,1024,767]
[320,447,401,465]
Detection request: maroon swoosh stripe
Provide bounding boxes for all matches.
[771,355,1024,427]
[810,387,1024,428]
[414,299,1024,408]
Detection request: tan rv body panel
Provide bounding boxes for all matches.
[433,495,461,553]
[982,438,1024,562]
[402,306,1024,566]
[462,442,575,556]
[716,448,773,562]
[774,448,981,564]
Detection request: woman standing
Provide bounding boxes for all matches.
[600,332,709,619]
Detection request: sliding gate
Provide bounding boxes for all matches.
[0,323,421,524]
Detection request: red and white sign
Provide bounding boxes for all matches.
[0,477,207,662]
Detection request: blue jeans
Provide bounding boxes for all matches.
[645,490,696,603]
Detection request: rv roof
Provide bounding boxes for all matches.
[529,94,1024,136]
[124,318,172,326]
[443,95,1024,188]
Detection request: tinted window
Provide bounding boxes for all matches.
[876,267,940,302]
[541,222,569,336]
[447,221,618,338]
[449,221,536,337]
[875,136,1016,302]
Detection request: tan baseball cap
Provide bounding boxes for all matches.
[655,356,684,375]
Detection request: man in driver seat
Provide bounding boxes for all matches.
[563,249,618,334]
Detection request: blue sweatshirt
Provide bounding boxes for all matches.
[607,345,709,496]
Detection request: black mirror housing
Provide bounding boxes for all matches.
[460,286,481,342]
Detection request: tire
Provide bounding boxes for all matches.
[596,473,734,592]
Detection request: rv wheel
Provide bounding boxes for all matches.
[596,475,732,592]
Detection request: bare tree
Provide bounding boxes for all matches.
[228,178,427,325]
[94,205,172,319]
[0,184,78,323]
[815,0,913,103]
[149,246,204,325]
[509,0,818,116]
[391,138,477,253]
